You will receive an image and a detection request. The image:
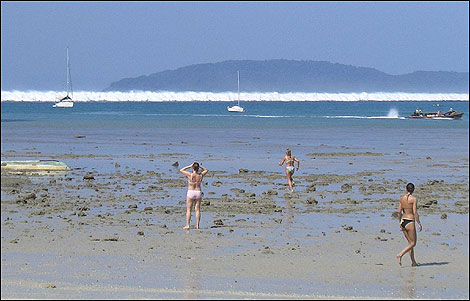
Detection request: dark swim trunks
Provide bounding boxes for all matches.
[401,219,414,228]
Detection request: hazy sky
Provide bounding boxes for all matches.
[1,1,468,91]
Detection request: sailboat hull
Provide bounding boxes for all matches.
[227,105,245,112]
[53,101,74,108]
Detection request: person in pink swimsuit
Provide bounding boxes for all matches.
[179,162,208,230]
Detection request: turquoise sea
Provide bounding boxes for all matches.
[2,100,468,195]
[1,101,468,171]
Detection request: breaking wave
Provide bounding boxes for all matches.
[1,90,468,102]
[386,108,399,118]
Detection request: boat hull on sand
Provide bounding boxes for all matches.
[1,160,70,171]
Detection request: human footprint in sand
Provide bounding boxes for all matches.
[396,183,422,266]
[279,149,300,192]
[179,162,208,230]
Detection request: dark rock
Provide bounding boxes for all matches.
[83,173,95,180]
[306,184,316,192]
[266,189,278,195]
[306,198,318,205]
[341,184,352,193]
[213,219,224,226]
[422,200,438,208]
[24,193,36,200]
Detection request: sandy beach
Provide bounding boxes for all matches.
[2,0,469,297]
[1,143,468,299]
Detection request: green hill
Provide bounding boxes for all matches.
[104,59,469,93]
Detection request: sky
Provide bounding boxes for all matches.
[1,1,469,92]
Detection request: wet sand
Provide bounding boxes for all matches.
[1,148,469,299]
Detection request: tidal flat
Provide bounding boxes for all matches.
[1,147,468,299]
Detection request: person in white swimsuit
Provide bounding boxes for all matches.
[279,149,300,192]
[179,162,208,230]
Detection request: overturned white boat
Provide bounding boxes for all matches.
[1,160,70,171]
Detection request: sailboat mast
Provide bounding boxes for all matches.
[237,71,240,106]
[65,47,71,98]
[67,47,73,99]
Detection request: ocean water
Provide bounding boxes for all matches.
[1,100,468,183]
[1,101,468,170]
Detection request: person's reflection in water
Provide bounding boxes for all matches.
[283,199,294,228]
[182,232,201,299]
[397,267,416,299]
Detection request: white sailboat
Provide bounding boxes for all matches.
[53,47,74,108]
[227,71,245,113]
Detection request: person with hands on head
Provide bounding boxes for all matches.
[179,162,208,230]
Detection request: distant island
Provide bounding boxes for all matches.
[104,59,469,93]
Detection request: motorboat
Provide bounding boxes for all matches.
[408,109,463,119]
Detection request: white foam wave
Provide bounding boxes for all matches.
[324,115,406,119]
[250,115,293,118]
[1,90,468,102]
[430,117,454,120]
[387,108,399,118]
